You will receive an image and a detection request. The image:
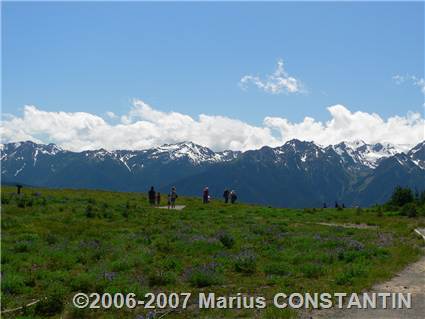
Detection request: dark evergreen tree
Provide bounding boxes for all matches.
[389,186,414,207]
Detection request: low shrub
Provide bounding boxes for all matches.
[2,274,26,294]
[85,205,95,218]
[338,250,361,263]
[234,251,257,274]
[35,284,66,316]
[122,208,129,219]
[148,270,177,286]
[303,208,314,214]
[46,233,58,245]
[217,231,235,249]
[160,257,181,271]
[70,273,96,292]
[14,241,31,253]
[187,264,223,287]
[153,238,172,253]
[400,203,417,218]
[17,197,26,208]
[264,262,291,276]
[300,263,323,278]
[1,196,10,205]
[111,259,132,272]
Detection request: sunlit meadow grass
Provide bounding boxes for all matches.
[1,186,424,318]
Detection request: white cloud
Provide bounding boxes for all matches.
[106,111,117,119]
[414,78,425,94]
[392,74,405,85]
[264,105,425,147]
[239,59,304,94]
[393,74,425,94]
[1,100,424,152]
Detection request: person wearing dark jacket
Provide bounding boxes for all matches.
[203,187,209,204]
[230,190,237,204]
[223,189,230,203]
[169,186,178,209]
[148,186,156,205]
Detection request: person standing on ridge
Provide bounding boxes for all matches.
[170,186,178,209]
[223,189,230,203]
[230,190,237,204]
[156,192,161,206]
[203,186,209,204]
[148,186,156,205]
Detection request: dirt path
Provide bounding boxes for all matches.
[156,205,186,210]
[316,222,378,229]
[302,228,425,319]
[414,228,425,240]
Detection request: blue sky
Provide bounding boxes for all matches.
[1,2,424,151]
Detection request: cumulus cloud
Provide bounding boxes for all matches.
[393,74,425,94]
[239,59,304,94]
[264,105,424,147]
[1,100,424,151]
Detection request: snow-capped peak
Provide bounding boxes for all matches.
[83,148,112,161]
[41,143,63,155]
[343,139,367,149]
[149,141,233,164]
[407,141,425,169]
[332,141,402,168]
[2,139,424,170]
[270,140,324,165]
[408,141,425,155]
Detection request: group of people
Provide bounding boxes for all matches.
[148,186,177,209]
[223,188,238,204]
[203,187,237,204]
[149,185,238,208]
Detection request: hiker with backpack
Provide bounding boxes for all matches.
[148,186,156,205]
[203,186,209,204]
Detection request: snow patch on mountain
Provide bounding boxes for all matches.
[332,140,403,168]
[118,154,135,172]
[15,163,26,176]
[41,144,63,155]
[1,139,425,177]
[148,141,237,164]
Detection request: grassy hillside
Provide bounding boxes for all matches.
[1,186,424,318]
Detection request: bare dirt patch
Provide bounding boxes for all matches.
[317,222,378,229]
[156,205,186,210]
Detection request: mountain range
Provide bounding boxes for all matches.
[1,139,424,207]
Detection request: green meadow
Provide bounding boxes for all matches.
[1,186,424,318]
